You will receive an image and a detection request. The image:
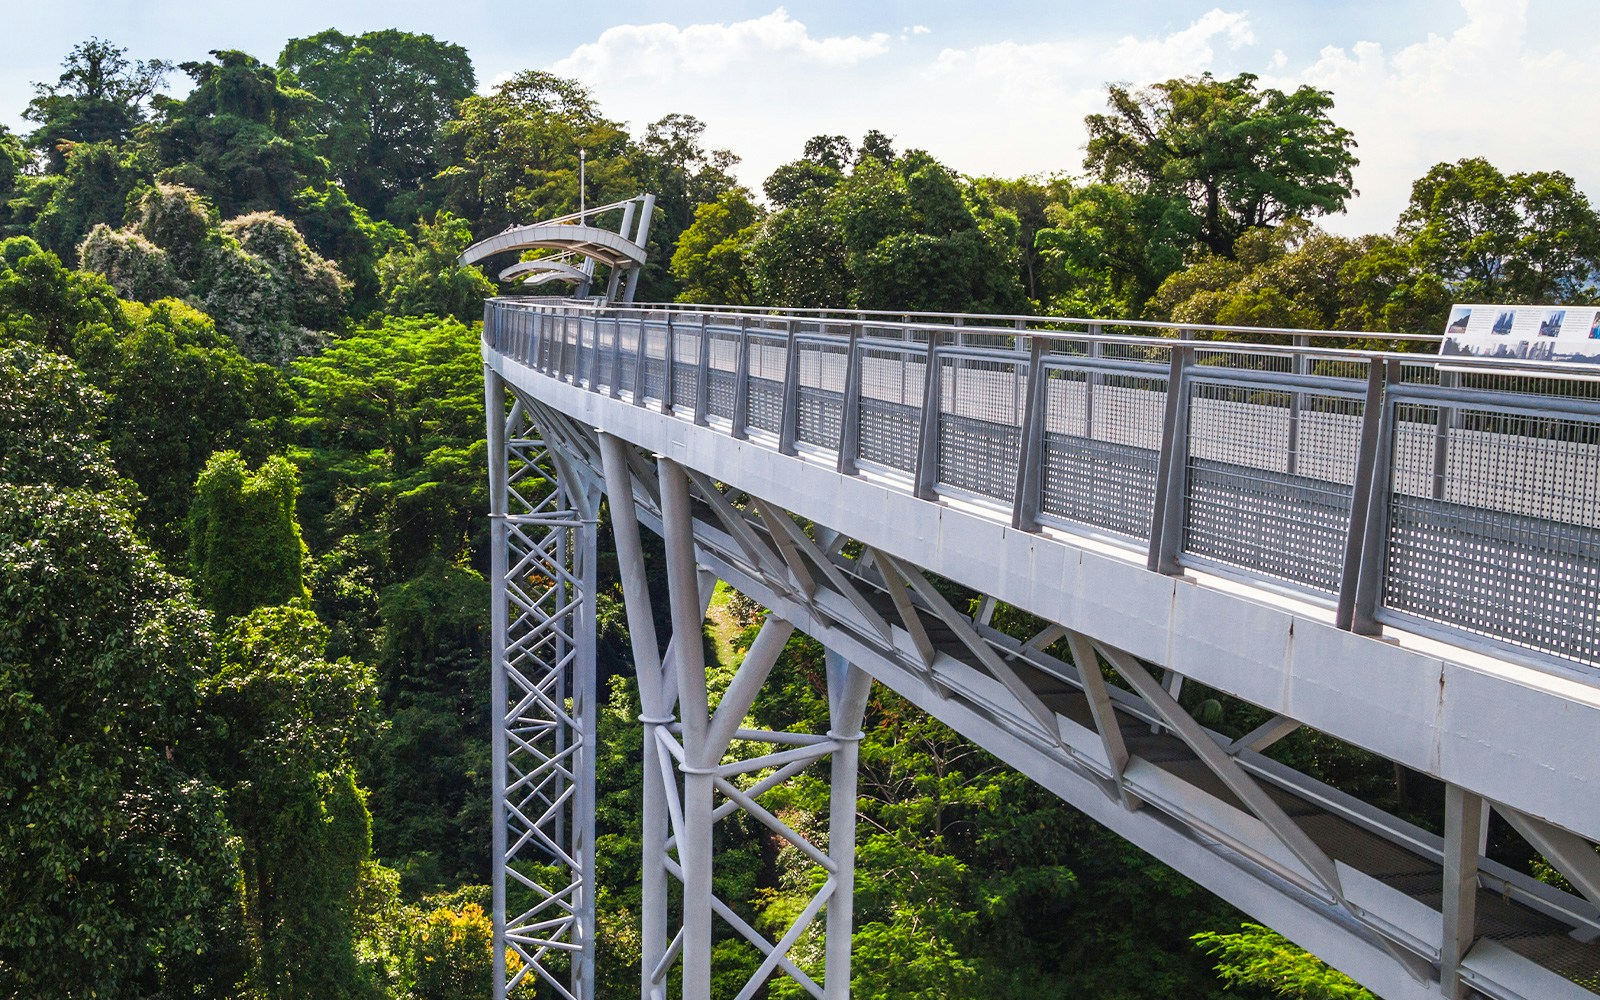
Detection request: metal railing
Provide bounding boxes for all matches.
[484,297,1600,675]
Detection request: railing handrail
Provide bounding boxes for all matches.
[484,298,1600,677]
[499,293,1446,341]
[488,296,1600,384]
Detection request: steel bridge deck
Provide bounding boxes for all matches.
[484,297,1600,1000]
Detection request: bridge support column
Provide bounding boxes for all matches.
[824,650,871,1000]
[487,372,599,1000]
[601,439,875,997]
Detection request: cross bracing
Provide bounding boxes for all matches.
[485,295,1600,1000]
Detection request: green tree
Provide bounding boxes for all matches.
[289,315,489,655]
[189,451,310,620]
[29,139,146,261]
[1194,924,1374,999]
[436,70,633,237]
[72,297,293,558]
[147,50,325,218]
[0,127,29,236]
[0,234,126,353]
[1086,72,1357,258]
[1144,221,1449,337]
[203,605,381,999]
[1398,157,1600,303]
[367,561,491,892]
[669,189,763,304]
[278,29,475,223]
[292,182,405,316]
[23,37,168,173]
[747,200,850,308]
[0,344,247,998]
[630,112,742,299]
[1034,182,1197,316]
[376,211,493,322]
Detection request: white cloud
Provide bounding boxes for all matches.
[541,7,1257,192]
[551,8,891,83]
[539,3,1600,239]
[1265,0,1598,234]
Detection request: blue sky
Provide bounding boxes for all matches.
[5,2,1598,235]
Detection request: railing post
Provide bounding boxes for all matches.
[1012,336,1047,531]
[1348,359,1398,636]
[581,313,596,389]
[837,327,863,475]
[1288,334,1310,476]
[1148,340,1194,574]
[731,317,751,439]
[632,313,649,405]
[912,329,944,501]
[779,320,800,456]
[555,310,570,380]
[1433,367,1456,500]
[694,314,710,427]
[662,313,676,414]
[609,313,623,399]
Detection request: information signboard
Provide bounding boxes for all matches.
[1438,303,1600,365]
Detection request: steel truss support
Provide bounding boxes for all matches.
[600,435,872,999]
[488,369,599,1000]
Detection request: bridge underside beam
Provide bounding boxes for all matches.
[549,411,1600,1000]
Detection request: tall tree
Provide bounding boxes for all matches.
[436,70,633,237]
[146,50,325,218]
[188,451,310,620]
[1398,157,1600,303]
[0,343,248,999]
[631,113,741,298]
[202,605,380,999]
[669,189,763,304]
[1085,72,1357,258]
[278,29,475,223]
[375,211,493,322]
[73,298,293,559]
[24,38,168,173]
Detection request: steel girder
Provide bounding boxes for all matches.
[504,391,1600,1000]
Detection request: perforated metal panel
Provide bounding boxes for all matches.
[857,344,926,474]
[1384,398,1600,665]
[745,333,787,434]
[615,320,639,400]
[1038,365,1166,539]
[1182,380,1365,593]
[796,339,848,450]
[936,352,1026,502]
[671,323,700,411]
[639,320,667,402]
[705,326,740,420]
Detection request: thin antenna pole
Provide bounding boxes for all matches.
[579,148,586,224]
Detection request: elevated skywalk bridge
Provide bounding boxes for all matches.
[481,295,1600,1000]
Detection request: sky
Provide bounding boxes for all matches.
[4,1,1598,235]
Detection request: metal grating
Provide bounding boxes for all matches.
[1038,365,1166,539]
[639,320,667,402]
[1385,401,1600,665]
[746,330,788,434]
[857,345,926,473]
[1182,381,1364,593]
[705,327,740,420]
[671,323,700,411]
[936,353,1026,502]
[795,340,848,450]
